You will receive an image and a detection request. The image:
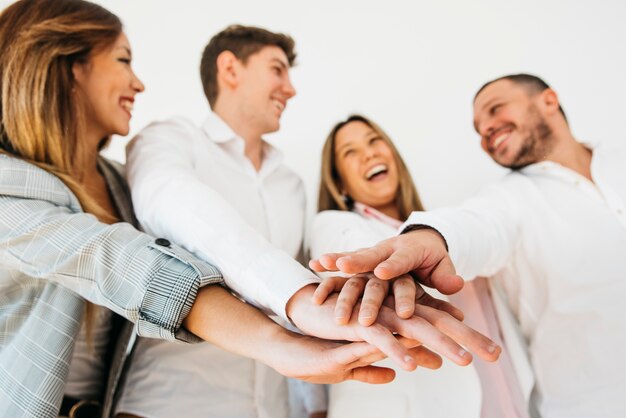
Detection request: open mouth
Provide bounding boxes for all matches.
[365,164,388,181]
[272,98,285,112]
[120,97,134,115]
[488,127,513,152]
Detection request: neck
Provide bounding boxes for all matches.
[72,124,104,183]
[214,100,264,171]
[375,202,401,221]
[546,132,593,181]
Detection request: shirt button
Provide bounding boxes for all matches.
[155,238,171,247]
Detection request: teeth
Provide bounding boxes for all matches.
[121,99,133,113]
[492,133,509,149]
[366,164,387,180]
[273,99,284,111]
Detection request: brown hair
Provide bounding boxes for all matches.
[0,0,121,223]
[200,24,296,108]
[318,115,424,220]
[0,0,124,339]
[474,73,567,122]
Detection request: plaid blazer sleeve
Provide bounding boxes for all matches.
[0,158,223,343]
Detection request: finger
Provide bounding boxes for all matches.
[415,288,464,321]
[358,324,418,371]
[392,275,417,319]
[378,308,473,366]
[312,276,350,305]
[348,365,396,384]
[359,278,389,326]
[373,245,427,280]
[421,256,464,295]
[413,304,501,362]
[308,258,325,272]
[408,346,443,369]
[335,277,367,325]
[316,253,348,272]
[335,244,394,275]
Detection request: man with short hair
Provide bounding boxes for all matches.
[116,25,500,418]
[313,74,626,417]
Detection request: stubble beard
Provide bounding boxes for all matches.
[503,105,554,170]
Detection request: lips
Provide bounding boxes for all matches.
[120,97,134,116]
[487,126,513,152]
[272,98,285,112]
[365,163,388,181]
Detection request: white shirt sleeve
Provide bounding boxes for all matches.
[126,118,319,320]
[308,210,390,260]
[400,177,524,279]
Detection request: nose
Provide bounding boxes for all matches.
[477,116,496,140]
[363,144,378,161]
[131,70,145,94]
[283,75,296,98]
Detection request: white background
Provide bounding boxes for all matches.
[4,0,626,214]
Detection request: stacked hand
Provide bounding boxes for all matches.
[290,228,501,373]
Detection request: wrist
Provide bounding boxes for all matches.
[401,224,449,251]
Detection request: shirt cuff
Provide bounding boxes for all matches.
[135,241,223,343]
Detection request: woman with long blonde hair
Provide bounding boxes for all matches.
[0,3,403,417]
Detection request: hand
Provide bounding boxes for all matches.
[312,274,463,326]
[288,285,500,368]
[310,228,463,295]
[266,329,438,384]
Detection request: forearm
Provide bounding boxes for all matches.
[128,129,319,319]
[183,285,292,363]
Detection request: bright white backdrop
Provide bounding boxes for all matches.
[3,0,626,214]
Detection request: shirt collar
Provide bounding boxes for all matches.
[200,111,285,175]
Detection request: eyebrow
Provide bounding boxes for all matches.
[117,45,132,57]
[270,57,288,70]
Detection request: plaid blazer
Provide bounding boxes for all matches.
[0,154,223,417]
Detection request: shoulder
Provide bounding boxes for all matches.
[129,116,200,149]
[0,153,79,210]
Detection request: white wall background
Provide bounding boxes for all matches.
[4,0,626,214]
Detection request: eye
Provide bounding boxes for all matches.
[369,136,382,145]
[343,149,355,158]
[118,57,131,65]
[272,66,282,75]
[490,103,502,115]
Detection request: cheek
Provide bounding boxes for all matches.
[336,160,360,193]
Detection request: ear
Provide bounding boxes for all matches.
[216,50,240,90]
[539,88,560,116]
[71,60,89,86]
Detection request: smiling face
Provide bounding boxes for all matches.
[236,45,296,135]
[72,32,144,143]
[334,120,400,212]
[473,79,554,169]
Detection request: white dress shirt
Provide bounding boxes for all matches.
[402,143,626,418]
[116,113,320,418]
[308,206,483,418]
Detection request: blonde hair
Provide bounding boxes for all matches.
[318,115,424,219]
[0,0,124,339]
[0,0,121,223]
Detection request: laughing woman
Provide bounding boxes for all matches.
[308,115,531,418]
[0,3,397,417]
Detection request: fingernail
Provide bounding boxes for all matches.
[458,348,468,358]
[360,309,374,319]
[404,355,414,364]
[398,303,413,313]
[335,308,348,319]
[487,344,499,353]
